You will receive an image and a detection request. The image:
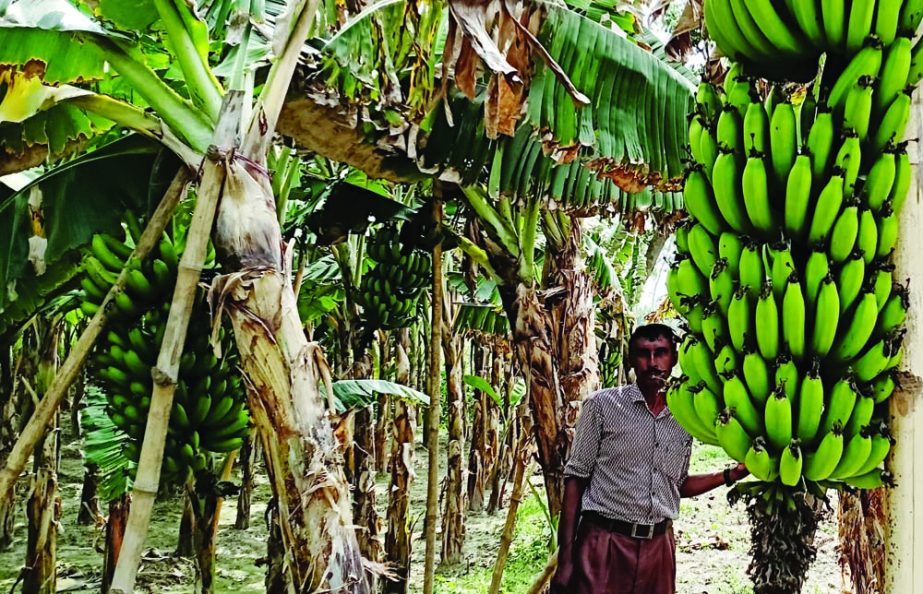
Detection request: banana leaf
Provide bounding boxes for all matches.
[331,378,430,412]
[81,386,133,503]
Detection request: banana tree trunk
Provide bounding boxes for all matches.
[102,495,130,594]
[374,333,390,475]
[188,485,220,594]
[498,217,597,519]
[214,160,366,593]
[487,353,514,515]
[264,499,292,594]
[440,301,466,564]
[235,434,258,530]
[383,329,415,594]
[176,488,195,557]
[24,325,62,594]
[352,404,382,587]
[466,345,487,512]
[77,463,100,526]
[0,340,16,549]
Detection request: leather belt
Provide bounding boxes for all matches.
[582,511,671,540]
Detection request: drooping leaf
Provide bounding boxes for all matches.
[96,0,160,31]
[82,386,133,503]
[462,373,503,408]
[0,0,110,84]
[0,135,178,318]
[331,379,430,412]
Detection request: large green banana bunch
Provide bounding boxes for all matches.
[669,10,920,500]
[357,224,432,330]
[704,0,923,80]
[78,217,250,485]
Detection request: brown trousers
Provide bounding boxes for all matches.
[569,518,676,594]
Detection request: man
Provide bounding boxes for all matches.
[551,323,749,594]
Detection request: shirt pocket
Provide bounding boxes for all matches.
[661,434,692,483]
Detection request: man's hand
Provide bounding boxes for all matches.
[550,554,574,594]
[729,462,749,482]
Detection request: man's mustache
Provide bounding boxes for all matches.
[640,369,669,381]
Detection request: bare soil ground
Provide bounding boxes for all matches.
[0,436,844,593]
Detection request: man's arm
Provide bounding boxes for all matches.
[550,476,587,593]
[680,463,749,498]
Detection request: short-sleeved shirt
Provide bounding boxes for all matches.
[563,384,693,524]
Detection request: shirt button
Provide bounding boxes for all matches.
[654,442,659,447]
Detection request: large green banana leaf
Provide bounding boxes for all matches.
[331,379,430,412]
[0,136,178,335]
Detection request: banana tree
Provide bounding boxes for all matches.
[0,1,370,591]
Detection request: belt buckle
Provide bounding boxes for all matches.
[631,522,654,539]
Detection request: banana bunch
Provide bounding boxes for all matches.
[357,224,432,330]
[704,0,923,80]
[78,218,249,484]
[669,20,919,496]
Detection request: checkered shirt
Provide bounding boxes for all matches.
[564,384,693,524]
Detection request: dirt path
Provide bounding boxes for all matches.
[0,436,844,594]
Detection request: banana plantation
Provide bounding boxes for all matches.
[0,0,921,593]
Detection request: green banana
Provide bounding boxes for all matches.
[779,441,804,487]
[205,436,245,453]
[872,263,895,311]
[691,383,723,432]
[775,353,800,401]
[80,277,106,303]
[834,131,861,195]
[876,36,912,113]
[765,386,793,451]
[872,372,896,403]
[803,424,845,481]
[805,249,831,308]
[728,286,754,353]
[821,376,859,436]
[743,348,771,405]
[837,252,865,313]
[828,201,860,263]
[742,152,777,235]
[684,168,726,235]
[696,82,722,122]
[716,105,743,151]
[716,410,752,463]
[797,361,825,443]
[875,0,903,44]
[853,337,893,382]
[769,101,797,182]
[831,292,878,362]
[845,395,875,437]
[699,123,720,179]
[667,379,718,443]
[830,430,872,479]
[784,154,813,238]
[876,285,909,335]
[718,232,743,277]
[827,42,883,110]
[712,151,753,233]
[900,0,923,32]
[807,171,845,244]
[744,0,807,53]
[782,274,807,362]
[91,234,126,273]
[171,403,192,431]
[871,91,912,153]
[846,0,877,54]
[856,208,879,264]
[793,0,826,47]
[738,240,765,297]
[743,98,770,154]
[853,430,893,476]
[769,242,796,300]
[811,274,840,358]
[701,302,727,352]
[688,223,718,276]
[677,257,708,300]
[189,393,213,426]
[709,258,734,314]
[715,343,739,376]
[889,147,912,214]
[675,220,691,255]
[876,202,899,259]
[723,372,763,437]
[729,0,778,58]
[842,75,874,140]
[691,337,723,395]
[126,269,156,301]
[745,437,779,481]
[865,151,896,212]
[755,281,780,361]
[842,469,888,489]
[806,109,835,180]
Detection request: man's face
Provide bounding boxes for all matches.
[630,335,677,393]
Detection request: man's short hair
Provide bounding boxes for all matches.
[628,323,679,356]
